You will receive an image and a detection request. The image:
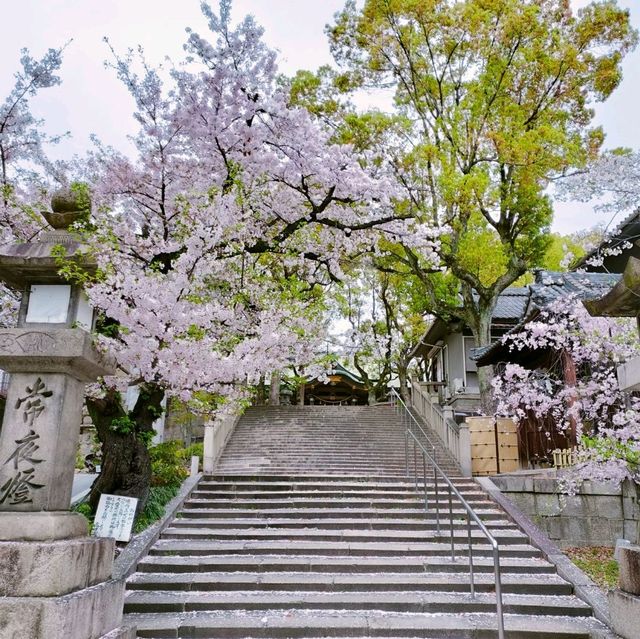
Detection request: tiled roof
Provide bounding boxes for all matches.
[471,270,621,365]
[491,287,530,320]
[470,287,530,322]
[412,287,530,360]
[531,270,620,306]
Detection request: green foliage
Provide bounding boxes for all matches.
[325,0,638,359]
[75,449,86,471]
[71,501,95,533]
[581,434,640,471]
[50,243,100,287]
[110,415,136,435]
[133,484,180,533]
[149,441,189,487]
[542,234,587,272]
[109,413,154,446]
[183,442,204,470]
[95,317,120,338]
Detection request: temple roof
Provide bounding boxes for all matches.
[472,270,621,367]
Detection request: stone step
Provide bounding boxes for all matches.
[213,468,436,476]
[127,570,568,594]
[202,475,466,484]
[213,467,415,473]
[125,610,609,638]
[197,479,475,491]
[182,497,495,510]
[174,507,509,522]
[159,527,526,545]
[125,402,604,639]
[189,490,487,502]
[214,459,443,466]
[123,590,591,616]
[138,547,545,573]
[167,517,519,532]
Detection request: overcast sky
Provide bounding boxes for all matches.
[1,0,638,235]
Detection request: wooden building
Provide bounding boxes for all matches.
[304,363,369,405]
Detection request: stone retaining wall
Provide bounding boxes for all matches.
[492,473,640,547]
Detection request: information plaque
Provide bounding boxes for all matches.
[93,493,138,542]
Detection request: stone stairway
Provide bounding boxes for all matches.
[215,405,459,476]
[123,405,614,638]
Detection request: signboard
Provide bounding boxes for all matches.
[93,493,138,542]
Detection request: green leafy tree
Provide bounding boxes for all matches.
[327,0,637,407]
[335,268,429,403]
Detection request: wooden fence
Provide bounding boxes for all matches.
[466,416,519,476]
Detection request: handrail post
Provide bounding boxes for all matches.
[467,513,475,598]
[448,485,455,562]
[493,543,505,639]
[404,431,409,478]
[422,454,428,512]
[413,441,418,491]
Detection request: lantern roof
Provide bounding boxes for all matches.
[0,188,94,289]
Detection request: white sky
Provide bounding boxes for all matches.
[1,0,639,235]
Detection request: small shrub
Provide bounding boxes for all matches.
[149,441,189,487]
[72,501,95,533]
[183,442,204,469]
[133,484,180,533]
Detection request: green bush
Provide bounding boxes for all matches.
[182,442,204,470]
[133,484,180,533]
[72,501,95,533]
[149,441,189,487]
[74,439,193,539]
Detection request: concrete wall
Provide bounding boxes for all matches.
[492,474,640,548]
[163,398,205,444]
[203,412,240,473]
[444,333,465,395]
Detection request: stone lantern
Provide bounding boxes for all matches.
[0,189,134,639]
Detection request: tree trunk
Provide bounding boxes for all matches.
[86,383,165,516]
[561,349,578,445]
[397,364,408,403]
[269,370,281,406]
[470,308,495,415]
[298,381,306,406]
[256,375,266,405]
[367,387,377,405]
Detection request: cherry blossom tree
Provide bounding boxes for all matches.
[492,297,640,488]
[558,150,640,215]
[556,149,640,269]
[72,1,440,510]
[0,46,68,326]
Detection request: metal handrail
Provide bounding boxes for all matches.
[390,389,505,639]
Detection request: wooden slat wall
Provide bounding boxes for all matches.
[467,417,519,476]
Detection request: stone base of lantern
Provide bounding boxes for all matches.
[0,512,135,639]
[0,510,89,541]
[0,578,129,638]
